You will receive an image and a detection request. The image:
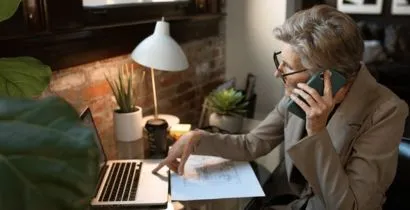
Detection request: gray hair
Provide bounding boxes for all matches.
[273,4,363,78]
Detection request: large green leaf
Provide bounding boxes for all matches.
[0,96,100,210]
[0,0,21,22]
[0,57,52,98]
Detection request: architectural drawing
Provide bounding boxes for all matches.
[183,156,241,185]
[171,155,264,201]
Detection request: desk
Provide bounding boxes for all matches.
[115,118,281,210]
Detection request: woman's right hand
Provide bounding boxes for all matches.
[152,130,201,175]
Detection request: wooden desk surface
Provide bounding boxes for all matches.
[113,118,275,210]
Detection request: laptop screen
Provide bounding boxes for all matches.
[80,108,106,169]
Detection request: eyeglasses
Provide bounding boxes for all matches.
[273,51,308,83]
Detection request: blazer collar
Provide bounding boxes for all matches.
[331,64,379,126]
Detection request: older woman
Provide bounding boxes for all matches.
[153,4,408,210]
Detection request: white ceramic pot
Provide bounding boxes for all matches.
[209,112,243,133]
[114,106,143,142]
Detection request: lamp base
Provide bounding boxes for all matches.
[142,114,180,128]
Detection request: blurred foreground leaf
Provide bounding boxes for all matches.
[0,96,100,210]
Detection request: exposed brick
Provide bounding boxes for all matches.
[94,112,113,134]
[157,72,181,88]
[138,79,152,97]
[53,65,85,77]
[181,68,196,79]
[209,60,216,69]
[201,50,213,62]
[184,112,195,123]
[88,65,116,83]
[93,114,107,132]
[138,95,154,108]
[189,100,198,109]
[89,96,115,116]
[176,81,193,93]
[54,89,81,108]
[157,99,174,114]
[50,71,86,92]
[169,95,181,107]
[157,86,177,99]
[40,88,85,114]
[143,107,154,116]
[170,90,196,106]
[212,48,220,58]
[195,62,210,75]
[82,81,111,100]
[191,111,202,125]
[202,79,224,94]
[210,69,224,79]
[168,101,191,116]
[182,90,197,102]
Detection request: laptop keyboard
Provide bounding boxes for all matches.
[98,162,142,202]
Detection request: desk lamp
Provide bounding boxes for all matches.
[131,17,188,127]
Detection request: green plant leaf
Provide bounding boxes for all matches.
[206,88,248,116]
[116,76,127,112]
[106,69,138,113]
[0,0,21,22]
[0,96,100,210]
[0,57,52,98]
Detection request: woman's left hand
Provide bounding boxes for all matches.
[290,70,348,136]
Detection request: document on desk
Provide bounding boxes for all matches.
[171,155,265,201]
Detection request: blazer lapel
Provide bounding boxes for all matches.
[284,113,305,181]
[325,106,360,159]
[325,65,379,164]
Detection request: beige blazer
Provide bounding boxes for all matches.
[194,65,409,210]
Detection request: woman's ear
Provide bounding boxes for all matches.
[334,83,352,104]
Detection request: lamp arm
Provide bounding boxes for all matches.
[151,68,159,119]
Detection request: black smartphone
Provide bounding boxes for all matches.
[286,69,347,119]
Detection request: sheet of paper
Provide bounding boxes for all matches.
[171,155,265,201]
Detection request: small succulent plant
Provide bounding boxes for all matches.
[206,88,248,116]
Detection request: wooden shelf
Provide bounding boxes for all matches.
[0,13,224,70]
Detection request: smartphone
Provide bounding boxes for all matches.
[286,69,347,119]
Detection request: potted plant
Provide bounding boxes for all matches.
[207,88,248,133]
[106,64,145,142]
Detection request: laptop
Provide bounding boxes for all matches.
[80,108,169,208]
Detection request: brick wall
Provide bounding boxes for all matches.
[43,36,225,159]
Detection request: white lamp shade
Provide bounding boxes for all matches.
[131,20,189,71]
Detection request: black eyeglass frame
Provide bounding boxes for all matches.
[273,51,308,83]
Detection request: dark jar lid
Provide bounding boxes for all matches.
[145,118,168,131]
